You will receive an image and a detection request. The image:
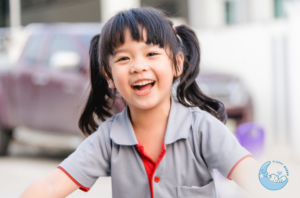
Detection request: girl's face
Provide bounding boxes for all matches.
[108,28,183,110]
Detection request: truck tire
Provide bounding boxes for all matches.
[0,127,11,156]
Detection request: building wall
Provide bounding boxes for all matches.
[0,0,9,27]
[191,1,300,154]
[188,0,275,29]
[188,0,225,29]
[21,0,101,25]
[100,0,140,23]
[286,2,300,158]
[4,0,287,28]
[195,24,274,145]
[195,11,300,153]
[141,0,188,20]
[250,0,274,22]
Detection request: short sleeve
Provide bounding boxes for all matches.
[58,123,111,192]
[198,112,252,180]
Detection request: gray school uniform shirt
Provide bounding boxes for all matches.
[58,96,252,198]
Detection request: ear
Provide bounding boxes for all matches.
[173,52,184,77]
[107,79,116,89]
[103,68,116,89]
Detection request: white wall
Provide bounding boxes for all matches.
[250,0,274,22]
[286,2,300,159]
[188,0,275,29]
[194,20,290,149]
[188,0,225,29]
[100,0,140,23]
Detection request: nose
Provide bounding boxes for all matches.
[129,59,149,74]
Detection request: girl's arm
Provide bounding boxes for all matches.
[20,168,79,198]
[229,157,272,198]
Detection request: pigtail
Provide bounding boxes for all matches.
[175,25,227,124]
[78,34,115,135]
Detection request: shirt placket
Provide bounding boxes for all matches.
[152,144,167,198]
[136,142,167,198]
[134,145,152,198]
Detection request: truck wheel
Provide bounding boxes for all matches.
[0,127,11,156]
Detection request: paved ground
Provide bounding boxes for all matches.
[0,140,112,198]
[0,140,299,198]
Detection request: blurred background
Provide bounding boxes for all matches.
[0,0,300,197]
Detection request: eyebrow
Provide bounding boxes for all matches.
[112,43,157,56]
[113,48,128,55]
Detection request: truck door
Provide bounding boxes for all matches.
[33,34,90,135]
[15,34,46,128]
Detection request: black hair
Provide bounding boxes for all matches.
[79,7,227,135]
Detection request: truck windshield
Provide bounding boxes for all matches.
[81,34,95,49]
[22,34,44,65]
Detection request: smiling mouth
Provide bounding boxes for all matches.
[131,81,155,92]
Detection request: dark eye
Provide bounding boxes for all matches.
[147,53,157,57]
[118,57,129,62]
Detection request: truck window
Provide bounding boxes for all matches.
[81,34,94,49]
[45,34,80,69]
[22,34,44,65]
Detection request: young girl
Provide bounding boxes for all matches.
[20,7,268,198]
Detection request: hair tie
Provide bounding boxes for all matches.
[173,27,182,43]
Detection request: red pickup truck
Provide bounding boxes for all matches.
[0,23,253,155]
[0,23,122,155]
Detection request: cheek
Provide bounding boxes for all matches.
[111,67,129,88]
[157,60,174,79]
[154,62,174,89]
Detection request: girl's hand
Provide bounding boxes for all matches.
[20,168,79,198]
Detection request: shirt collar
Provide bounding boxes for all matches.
[110,96,192,146]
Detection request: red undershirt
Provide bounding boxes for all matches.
[135,140,166,198]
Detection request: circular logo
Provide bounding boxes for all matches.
[259,160,289,190]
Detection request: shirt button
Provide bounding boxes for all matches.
[154,176,160,183]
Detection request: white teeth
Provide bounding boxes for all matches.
[132,80,154,86]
